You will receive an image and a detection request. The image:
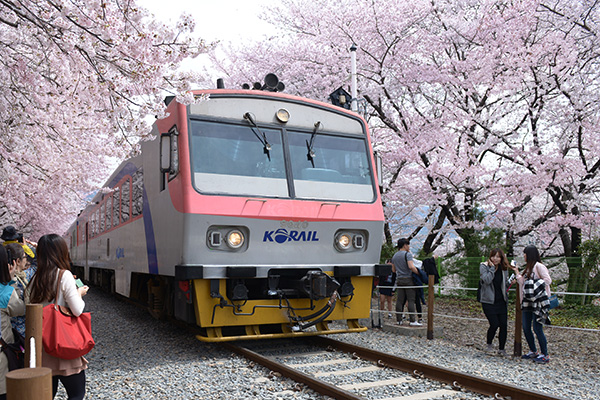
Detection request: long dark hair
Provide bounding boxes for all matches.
[0,246,10,284]
[489,248,509,271]
[523,245,541,278]
[28,234,72,303]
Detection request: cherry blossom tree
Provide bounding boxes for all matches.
[0,0,207,237]
[211,0,600,292]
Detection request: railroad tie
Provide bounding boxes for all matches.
[339,376,415,390]
[313,365,380,377]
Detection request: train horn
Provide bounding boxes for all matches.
[242,73,285,92]
[263,73,279,90]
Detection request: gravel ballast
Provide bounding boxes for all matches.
[50,290,600,399]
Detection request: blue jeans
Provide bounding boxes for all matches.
[522,310,548,355]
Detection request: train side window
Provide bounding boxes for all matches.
[132,169,144,217]
[90,213,94,238]
[113,188,120,227]
[121,178,130,223]
[100,203,105,232]
[104,195,112,231]
[93,211,98,237]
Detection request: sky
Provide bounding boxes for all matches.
[140,0,280,83]
[141,0,278,42]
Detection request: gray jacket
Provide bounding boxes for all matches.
[479,262,508,305]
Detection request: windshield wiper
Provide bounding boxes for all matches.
[306,121,322,168]
[243,112,272,161]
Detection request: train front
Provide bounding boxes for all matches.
[160,90,387,341]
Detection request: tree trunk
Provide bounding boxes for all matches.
[462,228,482,292]
[564,226,584,304]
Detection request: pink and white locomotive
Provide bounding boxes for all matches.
[67,83,386,341]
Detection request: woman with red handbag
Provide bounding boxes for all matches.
[27,234,89,400]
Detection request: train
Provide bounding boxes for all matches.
[66,78,388,341]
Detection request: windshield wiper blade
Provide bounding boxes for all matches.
[306,121,322,168]
[243,112,272,161]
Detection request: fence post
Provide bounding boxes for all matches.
[6,368,52,400]
[6,303,52,400]
[427,274,434,340]
[513,288,522,357]
[25,304,43,367]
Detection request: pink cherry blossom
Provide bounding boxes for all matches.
[0,1,207,238]
[212,0,600,260]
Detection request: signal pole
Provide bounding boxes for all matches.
[350,44,358,112]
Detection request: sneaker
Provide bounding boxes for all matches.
[485,344,495,353]
[388,313,392,318]
[497,349,507,357]
[534,354,550,364]
[409,321,423,327]
[396,320,403,326]
[521,351,538,359]
[417,319,423,324]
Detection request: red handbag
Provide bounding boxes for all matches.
[42,270,95,359]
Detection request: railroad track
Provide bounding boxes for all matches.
[223,336,566,400]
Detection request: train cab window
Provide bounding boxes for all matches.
[189,120,288,197]
[132,170,144,217]
[287,131,375,202]
[121,178,130,223]
[113,188,120,227]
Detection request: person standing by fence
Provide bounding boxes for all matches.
[393,238,422,326]
[511,245,552,364]
[479,248,509,356]
[378,259,396,320]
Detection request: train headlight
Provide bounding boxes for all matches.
[336,233,352,251]
[334,230,368,252]
[227,230,245,249]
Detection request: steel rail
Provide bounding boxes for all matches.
[312,336,567,400]
[222,342,363,400]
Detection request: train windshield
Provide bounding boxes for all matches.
[189,120,375,202]
[190,120,288,197]
[287,131,374,202]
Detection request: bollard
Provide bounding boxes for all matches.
[513,289,522,357]
[25,304,43,367]
[426,274,434,340]
[6,367,52,400]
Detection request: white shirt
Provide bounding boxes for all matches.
[49,270,85,316]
